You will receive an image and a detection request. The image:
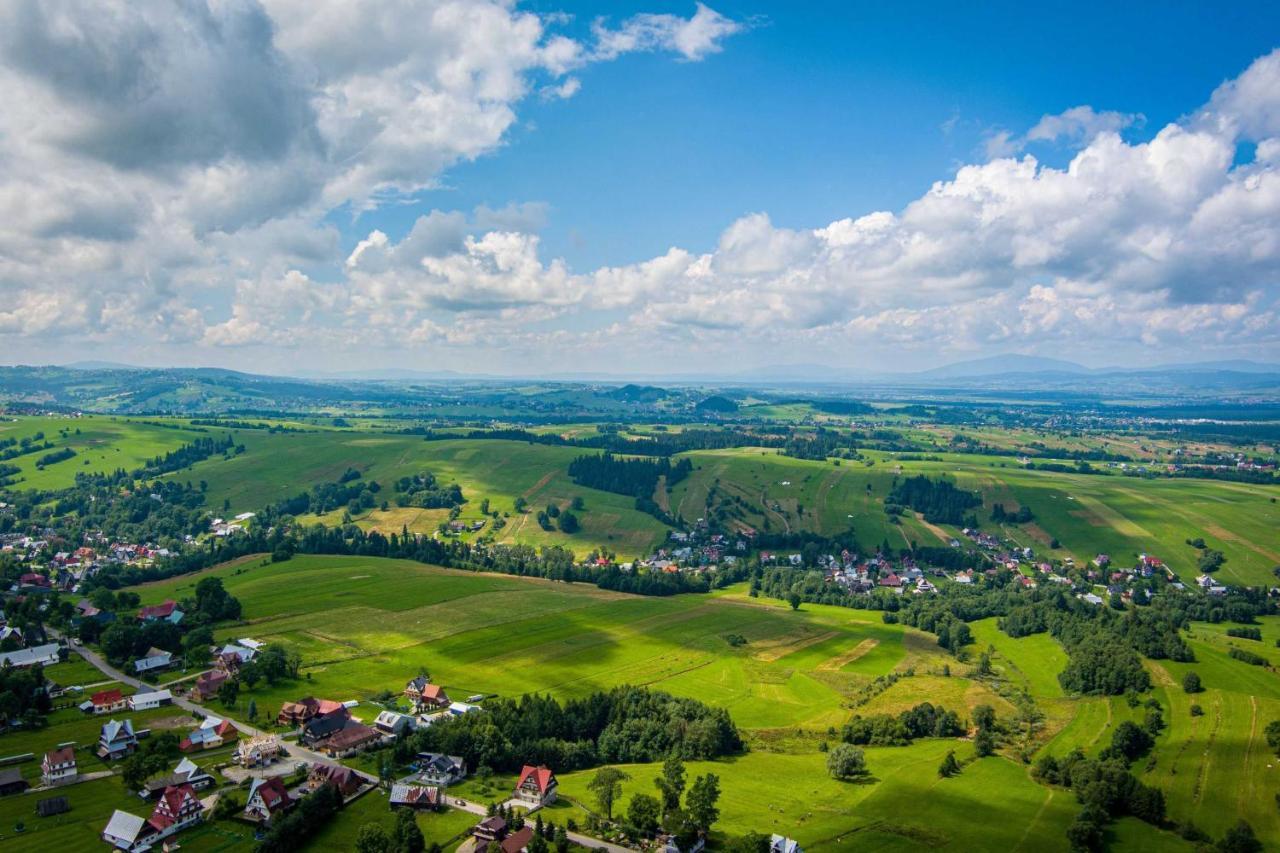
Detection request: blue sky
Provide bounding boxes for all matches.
[368,1,1280,270]
[1,1,1279,374]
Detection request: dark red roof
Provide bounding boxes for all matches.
[254,777,293,812]
[92,689,123,706]
[138,600,177,619]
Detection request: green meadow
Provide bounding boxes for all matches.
[125,553,1274,850]
[670,447,1280,585]
[0,415,212,491]
[174,434,671,558]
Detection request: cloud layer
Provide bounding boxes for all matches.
[1,3,1277,372]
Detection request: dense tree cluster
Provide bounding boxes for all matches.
[841,702,965,747]
[401,687,741,774]
[136,434,238,477]
[0,662,53,725]
[886,475,982,525]
[990,503,1034,524]
[567,453,693,499]
[255,782,344,853]
[393,472,464,509]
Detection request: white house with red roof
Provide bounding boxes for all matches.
[244,776,295,824]
[513,764,557,806]
[102,783,203,850]
[42,745,77,786]
[137,600,184,625]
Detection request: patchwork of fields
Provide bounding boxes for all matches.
[129,554,1262,850]
[671,447,1280,586]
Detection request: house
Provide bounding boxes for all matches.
[513,764,557,806]
[662,835,706,853]
[877,572,902,588]
[473,816,508,845]
[133,647,173,675]
[180,717,237,752]
[0,625,24,647]
[0,642,61,668]
[98,719,138,759]
[192,669,229,702]
[320,722,380,757]
[36,796,70,818]
[139,758,215,799]
[235,734,282,767]
[244,776,295,824]
[308,764,363,797]
[414,753,466,786]
[41,745,77,786]
[300,708,352,746]
[137,600,184,625]
[770,836,803,853]
[129,689,173,711]
[82,688,127,715]
[501,826,535,853]
[373,709,412,737]
[0,768,28,796]
[218,643,257,665]
[105,783,205,850]
[409,682,450,713]
[147,782,204,835]
[278,696,345,726]
[390,783,441,810]
[102,810,150,850]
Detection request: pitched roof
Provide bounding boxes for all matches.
[249,776,294,813]
[91,688,124,706]
[103,809,147,843]
[101,718,135,742]
[516,765,554,794]
[324,722,378,750]
[138,600,178,619]
[502,826,535,853]
[44,745,75,765]
[390,783,440,807]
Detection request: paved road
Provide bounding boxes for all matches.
[50,630,346,772]
[56,632,630,851]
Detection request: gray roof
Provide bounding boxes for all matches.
[0,642,60,668]
[103,809,146,843]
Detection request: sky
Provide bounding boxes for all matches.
[1,0,1279,376]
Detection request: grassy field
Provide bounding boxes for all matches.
[175,434,670,558]
[0,415,213,490]
[669,447,1280,585]
[123,554,1260,850]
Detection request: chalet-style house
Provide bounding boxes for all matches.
[770,836,803,853]
[139,757,215,799]
[42,745,77,786]
[414,753,466,786]
[474,816,509,846]
[129,689,173,711]
[390,783,441,810]
[98,719,138,760]
[0,768,28,796]
[408,681,450,713]
[236,733,282,767]
[192,669,229,702]
[513,764,557,806]
[300,708,352,746]
[102,783,203,851]
[308,764,363,797]
[137,600,184,625]
[82,688,127,715]
[278,696,345,726]
[180,717,237,752]
[244,776,295,825]
[320,722,380,757]
[500,826,535,853]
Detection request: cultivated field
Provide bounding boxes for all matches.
[126,554,1259,850]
